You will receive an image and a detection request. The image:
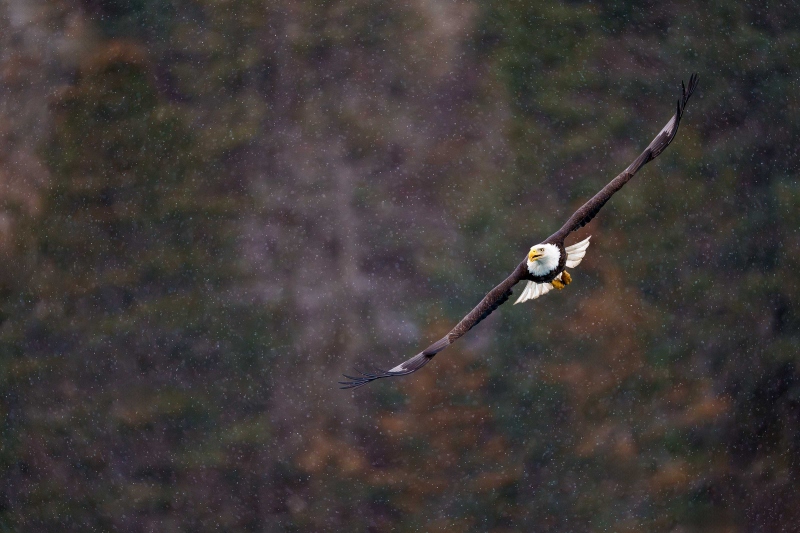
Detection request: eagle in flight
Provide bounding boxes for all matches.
[341,74,698,389]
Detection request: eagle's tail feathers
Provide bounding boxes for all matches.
[514,279,555,304]
[565,236,591,268]
[513,281,533,304]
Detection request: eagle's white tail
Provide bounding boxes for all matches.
[514,278,555,304]
[564,236,591,268]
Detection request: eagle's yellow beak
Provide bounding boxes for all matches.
[528,249,543,262]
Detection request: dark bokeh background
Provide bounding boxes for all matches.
[1,1,798,531]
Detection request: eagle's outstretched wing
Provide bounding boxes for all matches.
[545,74,698,245]
[339,262,528,389]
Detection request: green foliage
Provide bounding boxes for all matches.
[0,43,275,530]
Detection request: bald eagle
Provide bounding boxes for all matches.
[341,74,698,389]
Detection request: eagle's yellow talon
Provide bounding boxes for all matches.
[551,278,565,290]
[562,270,572,285]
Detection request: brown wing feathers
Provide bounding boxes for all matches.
[341,74,698,390]
[546,74,698,244]
[446,262,527,343]
[339,263,527,389]
[339,337,450,389]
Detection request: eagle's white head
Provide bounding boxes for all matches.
[527,243,561,277]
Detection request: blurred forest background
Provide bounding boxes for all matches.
[0,0,798,531]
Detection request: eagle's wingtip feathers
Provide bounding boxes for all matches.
[339,364,417,389]
[339,367,379,389]
[684,73,699,104]
[677,74,699,118]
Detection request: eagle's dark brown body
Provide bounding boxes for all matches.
[341,74,699,390]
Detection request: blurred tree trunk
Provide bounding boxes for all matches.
[0,0,95,215]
